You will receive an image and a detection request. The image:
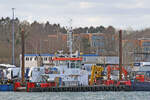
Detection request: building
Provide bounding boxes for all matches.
[135,38,150,61]
[88,33,117,55]
[20,54,54,68]
[46,32,117,55]
[122,38,150,62]
[81,54,119,65]
[89,33,105,54]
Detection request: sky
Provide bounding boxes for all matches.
[1,0,150,30]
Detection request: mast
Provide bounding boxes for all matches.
[67,19,73,57]
[12,8,15,65]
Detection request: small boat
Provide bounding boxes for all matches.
[0,64,18,91]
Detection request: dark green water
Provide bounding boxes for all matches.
[0,92,149,100]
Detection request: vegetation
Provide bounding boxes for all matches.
[0,17,150,65]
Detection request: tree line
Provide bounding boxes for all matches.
[0,17,148,65]
[0,17,116,36]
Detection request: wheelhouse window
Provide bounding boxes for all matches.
[71,63,75,68]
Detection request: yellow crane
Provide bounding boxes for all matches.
[90,65,104,85]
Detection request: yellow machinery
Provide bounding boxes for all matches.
[90,65,104,86]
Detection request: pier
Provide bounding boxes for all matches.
[29,85,132,92]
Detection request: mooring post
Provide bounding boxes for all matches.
[119,30,122,80]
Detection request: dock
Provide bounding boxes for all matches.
[29,85,132,92]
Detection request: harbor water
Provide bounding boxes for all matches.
[0,92,150,100]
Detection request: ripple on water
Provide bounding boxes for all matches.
[0,92,150,100]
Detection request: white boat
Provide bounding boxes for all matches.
[0,64,20,81]
[27,52,89,86]
[43,53,89,86]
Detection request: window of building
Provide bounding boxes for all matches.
[26,57,29,61]
[41,57,43,61]
[30,57,32,61]
[143,42,150,46]
[92,36,104,40]
[144,47,150,52]
[34,57,37,61]
[49,57,52,61]
[44,57,47,61]
[112,37,114,40]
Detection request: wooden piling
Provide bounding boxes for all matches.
[21,29,25,84]
[119,30,123,80]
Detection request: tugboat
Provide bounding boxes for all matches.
[41,51,89,86]
[26,51,89,86]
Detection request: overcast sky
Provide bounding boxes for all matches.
[1,0,150,30]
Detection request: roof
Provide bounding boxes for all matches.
[24,53,100,57]
[24,54,54,57]
[80,54,99,57]
[52,57,82,61]
[0,64,16,68]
